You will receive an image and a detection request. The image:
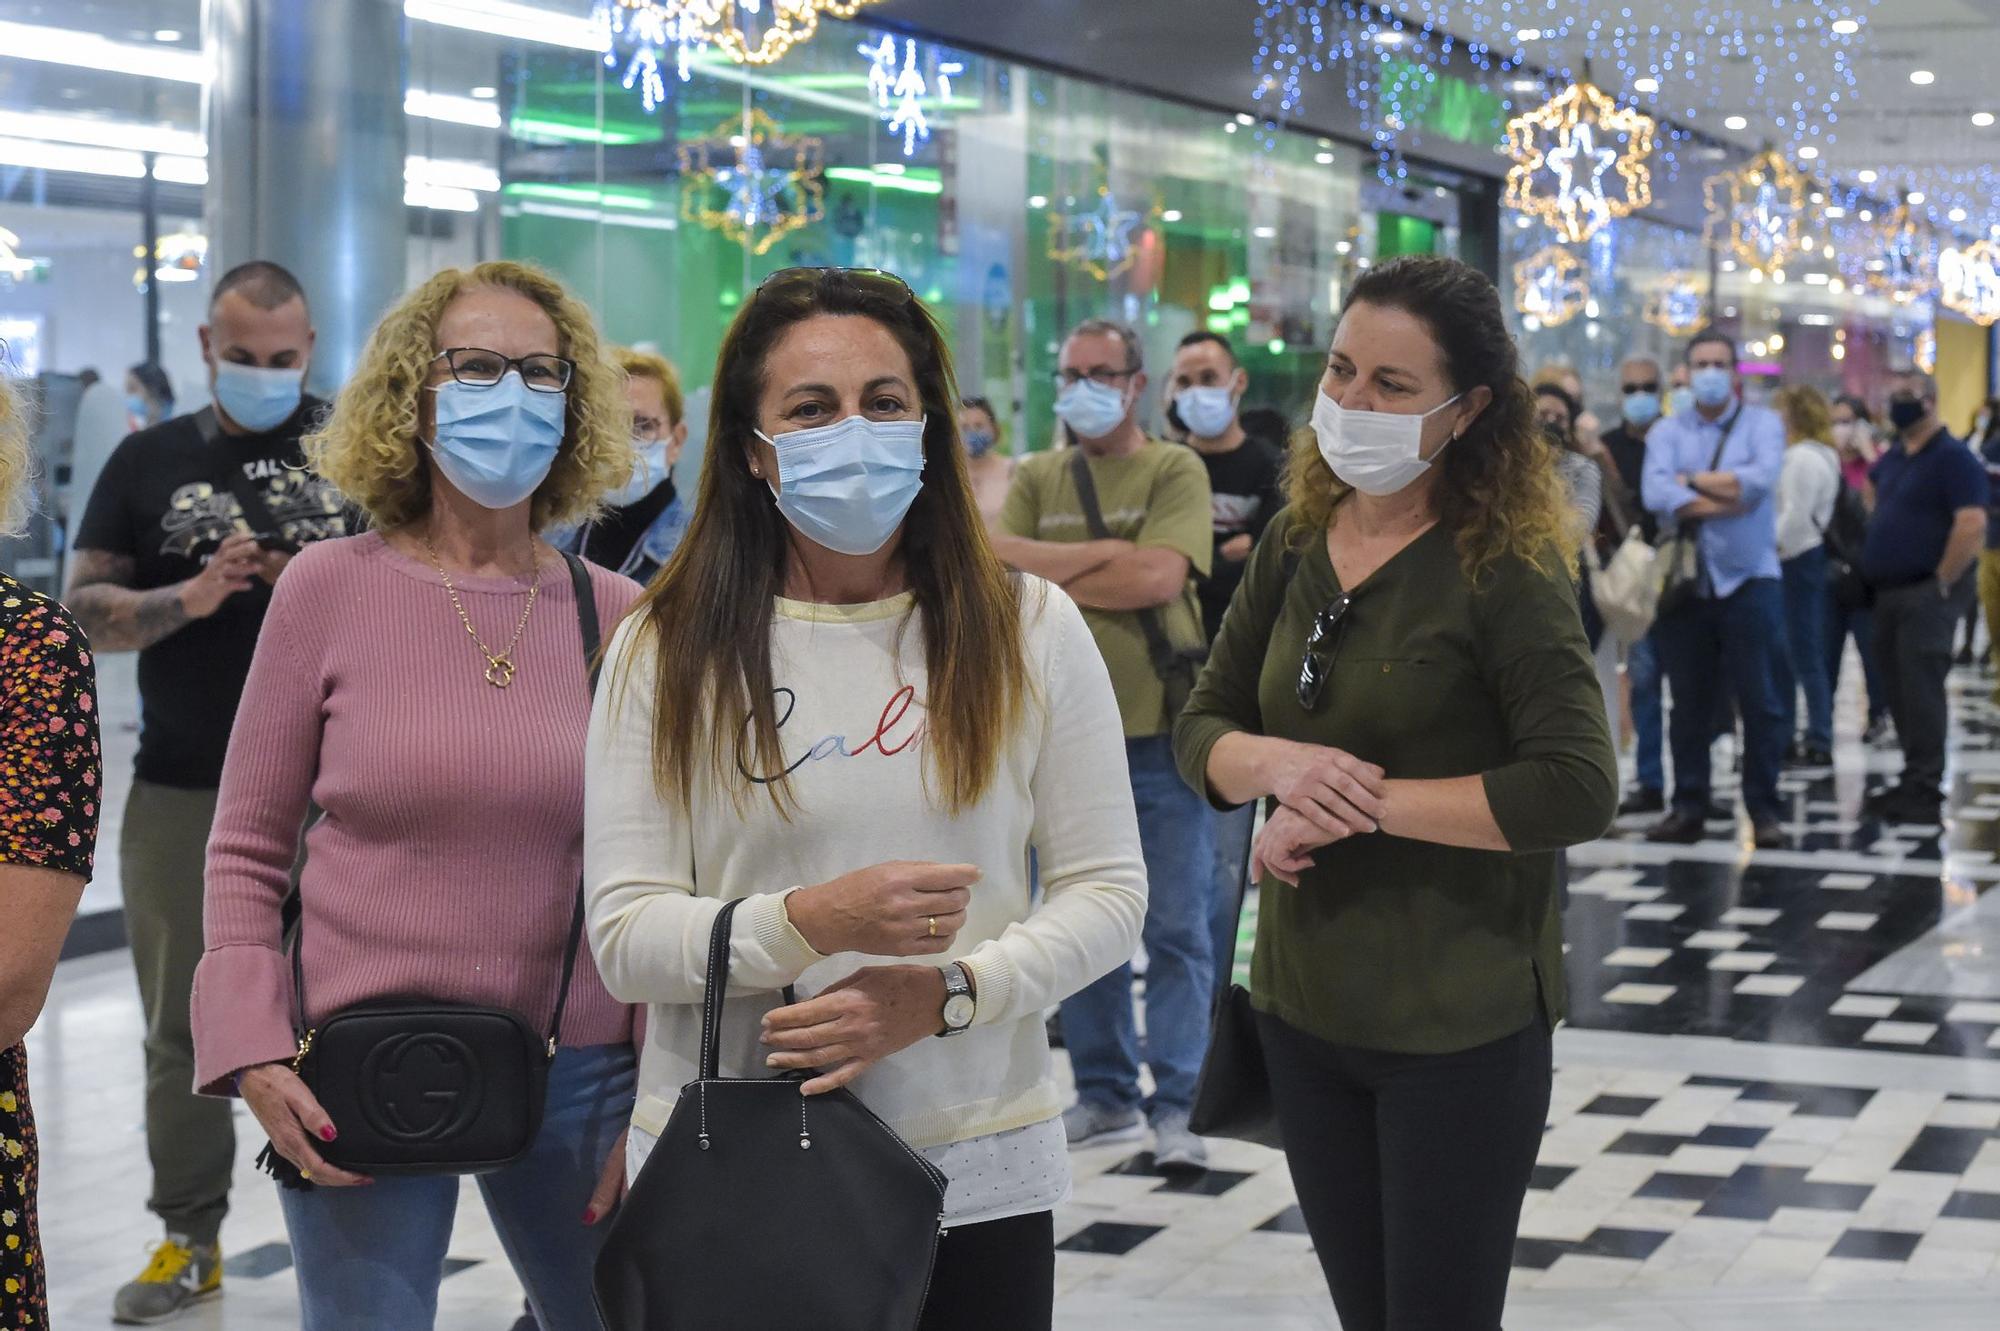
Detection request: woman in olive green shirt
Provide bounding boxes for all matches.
[1173,255,1616,1331]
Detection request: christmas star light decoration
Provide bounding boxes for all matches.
[1643,271,1707,337]
[860,35,963,157]
[1513,245,1589,328]
[1704,149,1809,276]
[599,0,884,81]
[1048,188,1149,281]
[1863,200,1939,305]
[678,108,825,255]
[1505,80,1656,244]
[1939,238,2000,327]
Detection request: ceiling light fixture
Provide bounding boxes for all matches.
[1909,70,1936,86]
[1724,115,1748,130]
[0,19,206,82]
[1516,28,1543,42]
[1798,146,1819,160]
[1831,19,1860,36]
[1633,77,1660,94]
[403,0,606,51]
[152,29,182,42]
[1974,112,1997,128]
[1857,169,1878,183]
[404,90,503,129]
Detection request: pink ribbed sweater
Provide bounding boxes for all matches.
[192,532,641,1095]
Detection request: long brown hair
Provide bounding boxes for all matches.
[625,269,1027,816]
[1285,255,1576,579]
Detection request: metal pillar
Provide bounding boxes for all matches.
[203,0,408,395]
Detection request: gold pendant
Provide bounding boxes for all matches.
[485,656,517,688]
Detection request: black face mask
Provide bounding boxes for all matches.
[1541,420,1573,449]
[1888,396,1928,432]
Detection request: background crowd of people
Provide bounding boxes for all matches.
[0,245,1989,1331]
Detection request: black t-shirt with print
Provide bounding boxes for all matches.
[73,401,351,788]
[1189,431,1287,641]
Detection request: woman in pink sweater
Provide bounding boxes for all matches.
[191,261,641,1331]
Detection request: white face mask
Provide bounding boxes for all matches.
[605,436,672,509]
[1175,385,1238,439]
[1311,387,1463,496]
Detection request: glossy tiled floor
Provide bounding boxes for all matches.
[26,657,2000,1327]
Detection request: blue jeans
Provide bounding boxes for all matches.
[1776,546,1834,751]
[1656,579,1788,823]
[1210,800,1257,999]
[1627,633,1665,793]
[1062,734,1215,1118]
[278,1044,637,1331]
[1825,599,1886,726]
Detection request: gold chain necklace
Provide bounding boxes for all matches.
[423,535,539,688]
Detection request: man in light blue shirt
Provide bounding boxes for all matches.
[1641,329,1789,847]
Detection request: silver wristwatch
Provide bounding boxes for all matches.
[937,962,975,1037]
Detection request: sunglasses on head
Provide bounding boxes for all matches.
[1296,593,1353,713]
[754,266,915,305]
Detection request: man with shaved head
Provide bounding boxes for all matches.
[68,260,352,1323]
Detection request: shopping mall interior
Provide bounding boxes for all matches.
[4,1,2000,1328]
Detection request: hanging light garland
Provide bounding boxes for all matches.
[1939,237,2000,327]
[1913,328,1937,374]
[1863,198,1939,305]
[1512,245,1589,327]
[1504,78,1656,243]
[858,34,964,157]
[1642,271,1708,337]
[678,108,825,255]
[1704,149,1810,276]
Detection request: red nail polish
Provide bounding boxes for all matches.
[582,1207,598,1225]
[320,1126,337,1142]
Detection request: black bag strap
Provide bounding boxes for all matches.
[287,550,602,1052]
[698,898,744,1081]
[1067,448,1186,672]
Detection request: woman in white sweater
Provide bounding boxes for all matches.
[583,266,1147,1329]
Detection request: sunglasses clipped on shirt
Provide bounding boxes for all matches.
[1296,592,1354,712]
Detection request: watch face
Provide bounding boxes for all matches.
[943,993,977,1029]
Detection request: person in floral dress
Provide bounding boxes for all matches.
[2,367,103,1327]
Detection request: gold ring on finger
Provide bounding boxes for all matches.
[928,916,938,937]
[300,1167,312,1180]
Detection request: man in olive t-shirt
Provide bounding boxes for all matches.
[993,318,1217,1173]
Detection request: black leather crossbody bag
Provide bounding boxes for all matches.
[595,898,950,1331]
[259,552,601,1181]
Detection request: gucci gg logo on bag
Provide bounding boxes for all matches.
[357,1032,487,1145]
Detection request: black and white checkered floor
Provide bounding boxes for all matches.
[27,663,2000,1327]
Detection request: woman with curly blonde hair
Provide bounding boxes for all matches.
[190,262,642,1330]
[1174,254,1615,1330]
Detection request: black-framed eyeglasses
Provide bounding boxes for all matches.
[431,347,574,393]
[1055,366,1139,388]
[1297,593,1353,713]
[754,266,915,305]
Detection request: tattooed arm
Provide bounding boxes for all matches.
[65,533,264,653]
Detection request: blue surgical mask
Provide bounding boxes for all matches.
[1622,391,1662,428]
[1667,387,1696,417]
[964,429,997,457]
[213,362,305,433]
[126,393,151,423]
[427,373,566,510]
[758,414,927,556]
[1055,379,1131,439]
[1175,385,1238,439]
[1691,366,1734,410]
[605,437,671,508]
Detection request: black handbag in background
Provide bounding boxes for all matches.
[1187,818,1282,1149]
[260,553,601,1180]
[594,898,950,1331]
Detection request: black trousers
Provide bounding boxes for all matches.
[916,1210,1054,1331]
[1874,574,1974,795]
[1257,1013,1552,1331]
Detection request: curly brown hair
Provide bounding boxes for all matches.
[305,260,632,533]
[1284,255,1577,580]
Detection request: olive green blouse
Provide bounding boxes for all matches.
[1173,508,1617,1055]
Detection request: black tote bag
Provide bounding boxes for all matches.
[594,898,950,1331]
